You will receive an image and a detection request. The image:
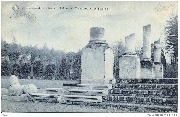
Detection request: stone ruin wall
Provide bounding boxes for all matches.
[81,25,165,83]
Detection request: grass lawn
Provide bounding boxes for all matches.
[1,77,130,113]
[2,99,132,113]
[1,76,78,89]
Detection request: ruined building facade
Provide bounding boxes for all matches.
[81,25,164,85]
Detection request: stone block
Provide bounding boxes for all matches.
[81,47,105,84]
[81,27,114,85]
[118,96,125,101]
[90,27,105,40]
[153,63,163,78]
[140,60,154,78]
[154,43,162,63]
[119,55,140,79]
[143,24,152,59]
[125,33,136,54]
[104,48,114,83]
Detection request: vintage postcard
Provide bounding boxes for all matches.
[1,1,178,114]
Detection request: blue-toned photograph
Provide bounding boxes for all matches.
[1,1,178,113]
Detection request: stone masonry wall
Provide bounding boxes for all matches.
[104,78,178,112]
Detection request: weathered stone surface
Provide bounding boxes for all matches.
[154,43,162,63]
[140,60,153,78]
[115,78,178,84]
[90,27,105,40]
[153,63,163,78]
[140,67,154,78]
[106,78,178,112]
[81,27,114,85]
[143,24,152,59]
[125,33,136,54]
[119,55,140,79]
[81,47,105,84]
[104,48,114,84]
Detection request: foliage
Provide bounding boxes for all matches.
[1,40,81,80]
[164,15,178,78]
[165,15,178,64]
[1,60,11,76]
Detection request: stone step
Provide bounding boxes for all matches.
[113,84,177,90]
[63,83,79,87]
[103,102,177,112]
[107,94,178,99]
[77,84,112,89]
[30,93,60,97]
[29,93,61,102]
[109,93,178,98]
[32,96,58,103]
[105,95,178,106]
[46,88,64,94]
[46,88,63,92]
[105,101,177,108]
[115,78,178,84]
[63,94,103,102]
[106,102,175,109]
[109,89,178,97]
[106,95,178,101]
[68,89,108,96]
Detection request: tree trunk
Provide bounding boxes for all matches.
[30,64,34,79]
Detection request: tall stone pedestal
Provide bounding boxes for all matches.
[119,55,140,79]
[63,27,114,103]
[125,33,135,54]
[153,63,163,78]
[140,24,154,78]
[143,24,152,59]
[104,48,114,84]
[81,27,114,85]
[140,60,154,78]
[153,43,163,78]
[119,33,140,79]
[81,46,105,84]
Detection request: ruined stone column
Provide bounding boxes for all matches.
[90,27,105,40]
[104,48,114,83]
[81,27,110,84]
[119,33,140,79]
[153,43,163,78]
[125,33,136,54]
[143,24,152,60]
[154,43,162,63]
[140,24,153,78]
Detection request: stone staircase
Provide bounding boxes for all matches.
[62,83,112,103]
[105,78,178,112]
[44,78,178,112]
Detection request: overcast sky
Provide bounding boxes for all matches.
[2,1,178,52]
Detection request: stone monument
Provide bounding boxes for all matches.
[153,42,163,78]
[140,24,154,78]
[119,33,141,79]
[104,48,114,84]
[81,27,114,85]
